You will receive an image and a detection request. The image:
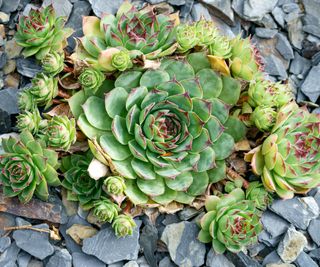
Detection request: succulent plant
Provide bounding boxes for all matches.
[15,5,73,60]
[103,176,126,196]
[195,20,217,47]
[112,214,136,237]
[30,73,58,109]
[248,80,293,108]
[208,36,232,59]
[16,109,42,135]
[45,116,76,151]
[230,36,263,81]
[251,106,277,132]
[76,2,177,71]
[247,103,320,199]
[198,188,262,253]
[70,52,241,205]
[110,50,133,72]
[18,89,36,111]
[93,197,120,223]
[61,152,104,209]
[176,24,198,53]
[78,68,105,95]
[41,51,64,76]
[0,131,60,203]
[246,181,272,211]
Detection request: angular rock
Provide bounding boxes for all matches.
[301,63,320,102]
[0,51,6,69]
[294,251,318,267]
[89,0,124,17]
[5,39,23,60]
[263,251,283,266]
[272,7,285,28]
[206,249,235,267]
[159,256,176,267]
[264,54,288,80]
[178,208,201,221]
[180,0,194,20]
[258,230,282,247]
[42,0,73,19]
[123,261,139,267]
[309,248,320,261]
[261,210,290,239]
[307,219,320,246]
[202,0,234,25]
[242,0,278,21]
[82,220,141,264]
[269,197,319,230]
[47,248,72,267]
[225,251,262,267]
[0,11,9,23]
[13,223,54,260]
[276,33,294,60]
[161,222,206,267]
[0,237,11,253]
[17,251,31,267]
[26,259,43,267]
[303,25,320,38]
[168,0,185,6]
[1,0,20,13]
[0,212,16,236]
[139,224,157,267]
[191,3,211,21]
[16,57,41,78]
[277,226,307,263]
[266,264,295,267]
[288,18,304,49]
[290,52,311,76]
[248,243,266,257]
[255,28,278,39]
[0,242,20,267]
[72,252,106,267]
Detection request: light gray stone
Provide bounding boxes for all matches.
[248,242,266,257]
[206,249,235,267]
[282,3,300,13]
[294,251,318,267]
[123,261,139,267]
[264,54,288,80]
[168,0,185,6]
[42,0,73,19]
[16,57,41,78]
[269,197,319,230]
[202,0,234,25]
[17,251,31,267]
[259,230,282,247]
[272,7,285,28]
[255,28,278,38]
[13,224,54,260]
[161,222,206,267]
[263,251,283,266]
[89,0,124,17]
[191,3,211,21]
[72,252,106,267]
[0,242,20,267]
[46,248,72,267]
[288,18,305,49]
[0,0,20,13]
[303,25,320,38]
[159,256,176,267]
[301,63,320,102]
[290,52,311,76]
[307,219,320,246]
[277,226,307,263]
[0,237,11,253]
[242,0,278,21]
[261,210,290,238]
[276,33,294,60]
[82,220,141,264]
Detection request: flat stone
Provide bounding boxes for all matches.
[168,0,185,6]
[0,212,15,237]
[266,264,295,267]
[272,6,285,28]
[242,0,278,21]
[16,57,41,78]
[303,25,320,38]
[178,207,201,221]
[206,249,235,267]
[0,0,19,13]
[191,3,211,21]
[82,220,141,264]
[159,256,176,267]
[5,39,22,59]
[309,248,320,261]
[0,242,20,267]
[202,0,234,25]
[4,60,16,75]
[26,259,43,267]
[13,223,54,260]
[161,222,206,267]
[277,226,307,263]
[264,54,288,80]
[307,219,320,246]
[290,52,311,76]
[72,252,106,267]
[139,224,157,267]
[248,242,266,257]
[66,1,91,30]
[294,251,318,267]
[22,4,39,16]
[17,251,31,267]
[89,0,124,17]
[46,248,72,267]
[42,0,73,19]
[282,3,300,13]
[0,88,19,115]
[180,0,194,20]
[0,237,11,253]
[258,14,278,29]
[258,230,282,247]
[261,210,290,239]
[0,51,6,69]
[263,251,284,266]
[276,33,294,60]
[301,63,320,102]
[123,261,139,267]
[255,28,278,38]
[225,251,262,267]
[269,197,319,230]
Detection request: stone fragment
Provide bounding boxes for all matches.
[123,261,139,267]
[206,249,235,267]
[161,222,206,267]
[89,0,124,17]
[263,251,283,266]
[275,33,294,60]
[168,0,185,6]
[139,224,157,267]
[307,219,320,246]
[0,11,10,23]
[17,251,31,267]
[66,224,98,244]
[46,248,72,267]
[5,39,23,59]
[0,212,16,236]
[0,242,20,267]
[5,74,20,89]
[258,230,282,247]
[255,28,278,39]
[0,237,11,253]
[202,0,234,25]
[42,0,73,19]
[272,7,285,28]
[0,88,19,134]
[294,251,318,267]
[261,210,290,238]
[1,0,19,13]
[178,207,201,220]
[82,220,141,264]
[301,63,320,102]
[4,60,16,74]
[303,25,320,38]
[248,242,266,257]
[266,264,295,267]
[180,0,194,20]
[26,259,43,267]
[277,226,307,263]
[225,251,262,267]
[264,55,288,80]
[242,0,278,21]
[13,224,54,260]
[159,256,176,267]
[191,3,211,21]
[16,57,41,78]
[269,197,319,230]
[72,252,106,267]
[289,52,311,76]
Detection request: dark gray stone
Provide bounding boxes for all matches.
[276,33,294,60]
[206,249,235,267]
[0,242,20,267]
[258,230,282,247]
[202,0,234,25]
[82,220,141,264]
[15,218,31,227]
[191,3,211,21]
[178,207,201,220]
[1,0,20,13]
[16,57,41,78]
[13,223,54,260]
[308,219,320,246]
[259,14,278,29]
[158,256,176,267]
[290,52,311,76]
[0,212,16,237]
[269,197,319,230]
[242,0,278,21]
[145,0,165,4]
[180,0,194,20]
[264,54,288,80]
[46,248,72,267]
[262,251,283,266]
[66,1,91,30]
[231,0,245,19]
[301,63,320,102]
[17,251,31,267]
[0,237,11,253]
[42,0,73,19]
[161,222,206,267]
[168,0,185,6]
[139,224,157,267]
[89,0,124,17]
[303,25,320,38]
[261,210,290,238]
[247,243,266,257]
[295,251,318,267]
[162,214,180,225]
[0,51,7,69]
[255,28,278,39]
[0,88,19,115]
[72,252,106,267]
[225,251,261,267]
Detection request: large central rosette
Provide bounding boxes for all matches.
[71,52,241,205]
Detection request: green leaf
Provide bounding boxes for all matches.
[223,117,247,142]
[137,175,165,196]
[100,133,131,161]
[152,186,177,205]
[126,86,148,110]
[187,52,211,73]
[198,229,212,243]
[140,69,170,88]
[105,87,128,118]
[112,115,132,145]
[196,147,216,172]
[113,157,136,179]
[131,158,156,180]
[126,105,140,134]
[197,69,222,99]
[162,60,195,81]
[165,172,193,191]
[219,76,241,105]
[78,114,107,139]
[192,128,211,153]
[180,78,203,98]
[128,140,148,162]
[174,191,195,204]
[187,171,209,196]
[125,179,149,205]
[207,160,226,183]
[212,133,235,160]
[167,93,193,112]
[206,116,224,142]
[192,98,212,122]
[211,98,229,124]
[43,165,60,186]
[115,71,142,91]
[157,81,184,96]
[68,91,86,119]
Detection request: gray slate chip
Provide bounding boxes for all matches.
[261,210,290,238]
[0,237,11,253]
[301,63,320,102]
[294,251,318,267]
[72,252,106,267]
[308,219,320,246]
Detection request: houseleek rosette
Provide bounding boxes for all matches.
[103,176,126,196]
[93,197,120,223]
[45,116,76,151]
[251,106,277,132]
[70,52,241,205]
[198,188,262,253]
[0,131,60,203]
[15,5,73,60]
[247,103,320,199]
[41,51,64,76]
[18,89,36,111]
[208,36,232,59]
[246,181,272,211]
[61,152,103,209]
[78,68,105,94]
[176,24,198,53]
[112,214,136,237]
[16,109,42,135]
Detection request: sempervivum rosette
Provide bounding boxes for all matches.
[246,102,320,199]
[69,52,241,205]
